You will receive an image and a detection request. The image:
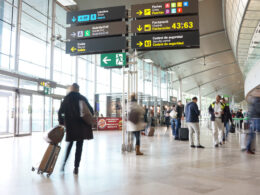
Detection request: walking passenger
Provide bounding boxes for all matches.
[209,95,225,147]
[247,96,260,154]
[59,83,94,175]
[222,98,233,142]
[170,105,176,137]
[174,100,184,140]
[185,97,204,148]
[127,93,145,155]
[165,107,171,129]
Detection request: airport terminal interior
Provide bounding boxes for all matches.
[1,0,260,194]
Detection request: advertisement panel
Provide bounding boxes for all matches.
[97,117,122,130]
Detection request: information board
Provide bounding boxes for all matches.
[67,6,126,25]
[131,31,200,50]
[131,15,199,34]
[131,0,198,19]
[66,36,127,55]
[66,21,126,40]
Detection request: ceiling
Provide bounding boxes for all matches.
[73,0,244,102]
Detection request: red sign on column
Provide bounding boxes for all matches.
[97,117,122,130]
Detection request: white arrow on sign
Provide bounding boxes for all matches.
[71,32,76,37]
[103,56,112,64]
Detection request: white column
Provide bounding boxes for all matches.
[49,0,56,80]
[198,86,202,110]
[179,79,183,102]
[151,63,154,97]
[14,0,23,72]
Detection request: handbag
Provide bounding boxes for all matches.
[45,125,65,145]
[79,100,93,126]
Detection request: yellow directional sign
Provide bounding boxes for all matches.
[71,47,77,52]
[137,25,143,32]
[136,10,143,16]
[137,41,143,47]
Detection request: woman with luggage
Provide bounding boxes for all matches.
[59,83,94,174]
[127,93,145,155]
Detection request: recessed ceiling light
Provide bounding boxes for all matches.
[143,59,153,63]
[57,0,77,6]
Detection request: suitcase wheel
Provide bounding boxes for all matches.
[47,173,51,177]
[32,167,35,172]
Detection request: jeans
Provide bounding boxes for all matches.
[171,119,175,136]
[64,140,84,168]
[223,122,230,140]
[133,131,141,146]
[174,118,181,138]
[247,119,257,151]
[165,117,170,128]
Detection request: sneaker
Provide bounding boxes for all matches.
[219,142,222,146]
[190,145,195,148]
[246,150,255,155]
[73,168,79,175]
[215,144,219,148]
[196,145,205,149]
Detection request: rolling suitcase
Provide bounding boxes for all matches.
[179,128,189,141]
[240,131,256,151]
[148,127,155,136]
[32,144,61,177]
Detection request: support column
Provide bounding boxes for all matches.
[178,79,183,102]
[75,56,78,83]
[14,0,23,72]
[0,0,4,65]
[49,0,56,80]
[166,72,169,102]
[151,63,154,97]
[198,86,202,110]
[110,69,112,93]
[142,60,145,95]
[94,55,98,108]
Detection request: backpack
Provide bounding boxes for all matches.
[170,109,177,119]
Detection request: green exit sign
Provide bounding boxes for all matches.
[101,53,126,68]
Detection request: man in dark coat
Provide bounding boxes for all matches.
[222,98,233,142]
[174,100,184,140]
[59,83,94,174]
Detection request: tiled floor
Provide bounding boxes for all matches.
[0,127,260,195]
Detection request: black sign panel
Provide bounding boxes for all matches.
[66,37,127,55]
[66,21,126,40]
[67,6,126,25]
[131,15,199,34]
[131,0,198,19]
[131,31,200,50]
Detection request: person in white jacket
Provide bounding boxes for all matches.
[127,93,145,155]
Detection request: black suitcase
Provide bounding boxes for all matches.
[179,128,189,141]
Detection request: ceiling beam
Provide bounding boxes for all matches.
[203,82,243,97]
[169,62,236,83]
[185,72,242,93]
[164,49,232,70]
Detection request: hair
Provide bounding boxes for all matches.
[216,95,221,99]
[130,93,137,102]
[192,97,198,101]
[71,83,80,92]
[178,100,182,103]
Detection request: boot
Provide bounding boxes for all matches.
[136,145,144,155]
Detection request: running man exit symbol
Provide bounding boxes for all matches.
[116,54,123,65]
